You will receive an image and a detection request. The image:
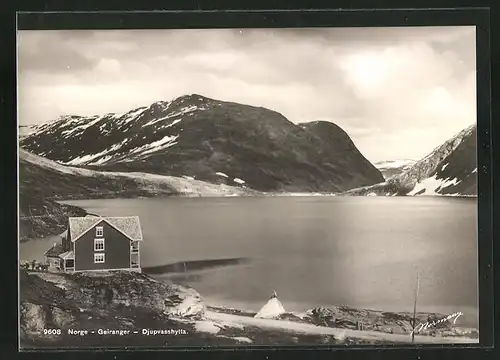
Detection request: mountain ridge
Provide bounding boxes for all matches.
[342,124,477,197]
[373,159,416,180]
[20,94,384,193]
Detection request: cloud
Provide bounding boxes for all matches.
[17,31,97,74]
[17,26,476,162]
[96,58,122,74]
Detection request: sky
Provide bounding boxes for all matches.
[17,27,476,162]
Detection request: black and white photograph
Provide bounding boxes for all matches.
[17,25,479,348]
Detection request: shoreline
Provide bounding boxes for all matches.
[55,192,478,202]
[18,259,479,334]
[20,193,476,243]
[19,269,479,348]
[204,304,478,341]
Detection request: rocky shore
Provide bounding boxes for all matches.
[288,306,477,338]
[207,305,477,339]
[20,269,248,348]
[19,190,89,243]
[20,270,478,348]
[20,270,349,348]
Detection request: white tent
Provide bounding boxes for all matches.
[254,290,286,319]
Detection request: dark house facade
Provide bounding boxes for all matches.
[44,216,142,273]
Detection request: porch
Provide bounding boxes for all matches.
[59,251,75,272]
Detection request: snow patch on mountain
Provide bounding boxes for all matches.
[167,118,183,128]
[128,135,179,158]
[216,172,229,178]
[62,116,104,137]
[122,107,148,124]
[62,138,130,166]
[61,133,180,166]
[341,124,476,197]
[407,174,462,196]
[396,124,476,191]
[59,115,84,124]
[143,105,204,127]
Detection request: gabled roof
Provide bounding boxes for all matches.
[44,243,64,257]
[68,216,143,242]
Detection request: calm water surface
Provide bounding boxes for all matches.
[20,196,478,327]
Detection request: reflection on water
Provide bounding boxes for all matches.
[21,196,478,328]
[142,257,250,274]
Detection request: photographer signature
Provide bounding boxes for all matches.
[410,311,463,336]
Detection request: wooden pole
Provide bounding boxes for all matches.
[411,272,420,343]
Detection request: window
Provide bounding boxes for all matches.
[96,226,103,237]
[94,253,105,264]
[94,238,105,251]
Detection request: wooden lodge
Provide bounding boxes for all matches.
[44,216,143,273]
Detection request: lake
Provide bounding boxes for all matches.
[20,196,479,328]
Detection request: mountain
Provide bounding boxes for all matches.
[20,94,384,192]
[343,124,477,196]
[373,159,416,180]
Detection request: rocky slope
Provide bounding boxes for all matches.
[373,159,416,180]
[20,94,384,192]
[19,270,349,348]
[19,149,256,241]
[20,269,476,348]
[20,270,212,348]
[343,124,477,196]
[19,149,254,200]
[302,306,477,338]
[19,190,88,242]
[208,305,477,339]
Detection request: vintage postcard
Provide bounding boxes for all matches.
[17,25,479,349]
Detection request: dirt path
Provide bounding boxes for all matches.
[205,311,478,344]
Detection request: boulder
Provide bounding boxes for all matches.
[164,286,206,318]
[20,302,46,335]
[52,307,76,328]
